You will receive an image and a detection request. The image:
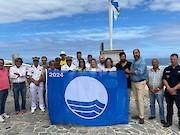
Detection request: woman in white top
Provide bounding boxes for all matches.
[103,57,116,71]
[88,58,99,72]
[76,58,87,71]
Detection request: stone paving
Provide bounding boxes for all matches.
[0,89,180,135]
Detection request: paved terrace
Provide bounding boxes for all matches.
[0,88,180,135]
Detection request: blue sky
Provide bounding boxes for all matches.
[0,0,180,62]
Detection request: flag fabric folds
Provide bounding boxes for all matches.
[47,70,128,126]
[111,0,120,20]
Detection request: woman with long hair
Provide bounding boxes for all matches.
[103,58,116,71]
[76,58,87,71]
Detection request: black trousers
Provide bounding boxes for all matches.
[165,92,180,124]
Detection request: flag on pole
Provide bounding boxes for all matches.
[111,0,120,20]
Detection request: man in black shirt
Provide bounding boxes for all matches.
[163,53,180,129]
[116,52,132,111]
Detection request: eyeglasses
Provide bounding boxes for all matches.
[33,60,39,62]
[16,60,22,63]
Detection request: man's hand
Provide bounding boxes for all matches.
[34,81,40,86]
[152,88,159,93]
[167,88,177,95]
[125,68,130,74]
[149,88,155,93]
[14,73,20,78]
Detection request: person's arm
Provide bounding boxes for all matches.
[163,79,171,90]
[9,67,17,79]
[146,81,154,93]
[133,61,146,75]
[38,68,46,82]
[125,61,146,75]
[163,79,176,95]
[153,82,164,93]
[173,82,180,91]
[19,66,26,77]
[27,68,38,85]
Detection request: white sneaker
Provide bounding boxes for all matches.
[0,115,5,122]
[31,109,35,113]
[40,108,45,112]
[2,113,10,118]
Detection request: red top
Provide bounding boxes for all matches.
[0,68,10,90]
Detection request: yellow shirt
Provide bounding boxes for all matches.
[60,60,66,66]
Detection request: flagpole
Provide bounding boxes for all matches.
[108,0,113,50]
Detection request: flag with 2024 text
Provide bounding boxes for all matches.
[47,70,128,126]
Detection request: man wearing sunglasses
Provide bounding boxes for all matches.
[9,57,27,115]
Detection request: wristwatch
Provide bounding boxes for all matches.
[157,87,160,91]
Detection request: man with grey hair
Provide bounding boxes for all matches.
[125,49,147,124]
[147,58,165,124]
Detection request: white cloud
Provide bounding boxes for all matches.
[0,0,106,23]
[13,26,151,42]
[1,23,180,60]
[152,23,180,43]
[0,0,179,24]
[0,0,148,24]
[148,0,180,12]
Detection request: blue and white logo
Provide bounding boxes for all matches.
[65,76,108,119]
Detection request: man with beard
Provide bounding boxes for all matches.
[86,54,92,69]
[98,55,105,71]
[125,49,147,124]
[116,52,132,111]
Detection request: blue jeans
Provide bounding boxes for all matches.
[0,90,8,115]
[13,82,26,111]
[149,92,165,120]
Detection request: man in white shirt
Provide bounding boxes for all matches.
[147,58,165,124]
[27,57,45,113]
[98,55,105,71]
[86,54,92,69]
[72,51,82,67]
[61,56,76,71]
[9,58,27,115]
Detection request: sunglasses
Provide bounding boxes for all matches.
[16,60,22,63]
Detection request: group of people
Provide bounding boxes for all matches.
[0,49,180,130]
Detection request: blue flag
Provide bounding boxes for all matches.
[47,70,128,126]
[111,0,120,20]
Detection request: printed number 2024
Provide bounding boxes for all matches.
[49,72,64,78]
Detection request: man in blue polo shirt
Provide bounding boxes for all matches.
[125,49,147,124]
[163,53,180,129]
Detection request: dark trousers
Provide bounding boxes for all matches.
[13,82,26,111]
[0,90,8,115]
[165,92,180,124]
